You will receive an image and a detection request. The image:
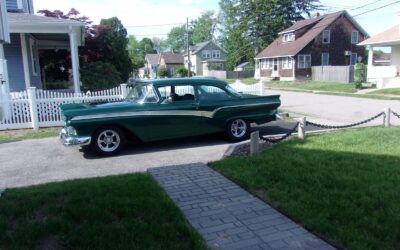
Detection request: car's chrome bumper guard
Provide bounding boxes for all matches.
[59,128,91,146]
[275,112,287,120]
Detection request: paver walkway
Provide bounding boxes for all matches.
[149,163,335,250]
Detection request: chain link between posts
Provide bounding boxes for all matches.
[392,110,400,119]
[306,112,386,129]
[259,122,299,144]
[257,110,398,145]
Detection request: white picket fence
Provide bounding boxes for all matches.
[0,81,264,130]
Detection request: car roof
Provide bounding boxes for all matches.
[136,77,229,88]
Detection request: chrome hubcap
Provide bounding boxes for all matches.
[231,119,247,138]
[97,130,120,152]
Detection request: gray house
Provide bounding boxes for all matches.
[183,40,227,76]
[0,0,85,94]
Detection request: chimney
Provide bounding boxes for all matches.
[315,12,320,18]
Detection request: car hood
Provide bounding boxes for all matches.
[60,100,141,120]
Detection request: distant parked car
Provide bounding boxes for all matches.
[59,78,281,156]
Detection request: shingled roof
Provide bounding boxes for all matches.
[358,25,400,46]
[160,52,184,64]
[256,10,367,59]
[145,54,159,65]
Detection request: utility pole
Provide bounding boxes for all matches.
[186,17,191,77]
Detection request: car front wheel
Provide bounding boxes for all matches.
[225,119,249,141]
[91,126,126,156]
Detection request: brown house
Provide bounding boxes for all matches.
[158,52,184,77]
[255,10,368,81]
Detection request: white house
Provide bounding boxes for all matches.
[0,0,85,95]
[359,17,400,88]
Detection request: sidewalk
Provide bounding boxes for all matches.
[149,163,335,250]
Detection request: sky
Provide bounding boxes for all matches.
[33,0,399,39]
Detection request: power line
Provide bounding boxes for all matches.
[125,22,185,28]
[353,0,400,17]
[350,0,385,11]
[131,33,170,37]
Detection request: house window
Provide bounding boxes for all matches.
[350,53,357,65]
[351,31,359,44]
[321,53,329,66]
[202,50,211,58]
[212,50,220,58]
[29,38,38,76]
[282,57,293,69]
[283,33,295,43]
[260,59,266,69]
[298,54,311,69]
[267,58,273,69]
[322,30,330,44]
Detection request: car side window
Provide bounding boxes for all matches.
[158,85,195,102]
[198,85,232,101]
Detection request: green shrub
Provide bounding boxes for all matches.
[158,67,168,78]
[175,66,188,77]
[354,63,365,89]
[80,62,122,91]
[44,81,71,90]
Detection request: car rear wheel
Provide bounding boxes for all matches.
[91,126,126,156]
[225,119,249,141]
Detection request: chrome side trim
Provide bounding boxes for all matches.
[70,102,278,121]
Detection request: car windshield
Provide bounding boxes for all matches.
[127,83,159,103]
[225,84,242,97]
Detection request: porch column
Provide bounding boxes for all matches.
[367,45,374,80]
[69,28,80,93]
[20,34,31,89]
[0,43,10,94]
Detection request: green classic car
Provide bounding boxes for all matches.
[60,78,280,155]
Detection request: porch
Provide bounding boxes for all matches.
[0,12,85,94]
[359,24,400,89]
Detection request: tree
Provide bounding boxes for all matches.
[37,8,93,36]
[98,17,133,81]
[38,10,133,84]
[152,37,167,53]
[219,0,321,70]
[190,11,217,44]
[166,25,187,53]
[139,38,156,54]
[127,35,145,74]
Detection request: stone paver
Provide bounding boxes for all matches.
[148,163,335,250]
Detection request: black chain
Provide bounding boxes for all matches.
[392,110,400,119]
[259,122,299,143]
[306,112,385,129]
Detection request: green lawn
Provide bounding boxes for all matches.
[266,81,358,93]
[368,88,400,96]
[0,174,207,250]
[211,128,400,250]
[0,127,59,142]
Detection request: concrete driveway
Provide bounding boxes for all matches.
[0,122,299,189]
[267,89,400,126]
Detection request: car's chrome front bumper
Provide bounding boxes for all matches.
[59,128,91,146]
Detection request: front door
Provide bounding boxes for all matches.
[273,58,278,76]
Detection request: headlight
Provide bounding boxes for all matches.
[66,126,77,136]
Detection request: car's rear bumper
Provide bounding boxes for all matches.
[59,128,91,146]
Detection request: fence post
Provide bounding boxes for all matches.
[259,80,265,96]
[120,83,128,98]
[298,117,306,140]
[250,131,259,155]
[384,107,391,128]
[27,87,39,130]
